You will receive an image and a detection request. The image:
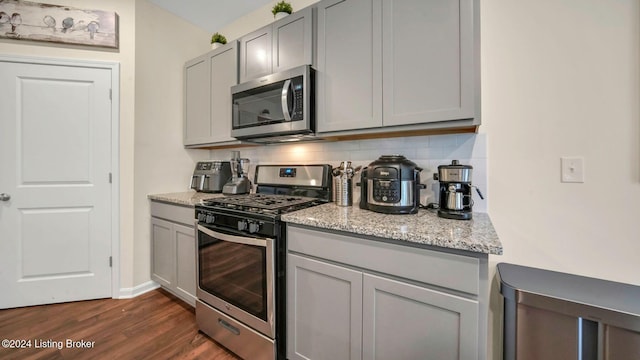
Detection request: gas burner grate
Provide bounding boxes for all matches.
[201,193,321,214]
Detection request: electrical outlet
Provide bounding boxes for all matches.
[561,157,584,183]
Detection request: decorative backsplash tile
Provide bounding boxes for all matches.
[210,133,488,212]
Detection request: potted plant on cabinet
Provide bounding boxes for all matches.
[272,1,293,20]
[210,32,227,50]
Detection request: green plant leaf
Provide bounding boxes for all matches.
[272,1,293,16]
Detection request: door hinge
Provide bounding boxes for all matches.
[109,256,112,267]
[109,89,112,100]
[109,173,112,183]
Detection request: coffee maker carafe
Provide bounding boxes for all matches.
[223,151,252,195]
[436,160,482,220]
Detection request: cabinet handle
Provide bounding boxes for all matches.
[218,318,240,336]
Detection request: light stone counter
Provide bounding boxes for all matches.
[282,203,502,255]
[147,191,225,207]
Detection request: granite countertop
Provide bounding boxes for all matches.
[147,191,225,207]
[281,203,503,255]
[148,192,502,255]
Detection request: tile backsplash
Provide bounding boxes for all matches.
[210,133,488,212]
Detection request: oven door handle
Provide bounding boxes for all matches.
[197,224,269,247]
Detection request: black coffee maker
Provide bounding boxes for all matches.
[435,160,482,220]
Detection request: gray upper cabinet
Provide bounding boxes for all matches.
[382,0,476,126]
[316,0,479,134]
[239,26,272,82]
[316,0,382,132]
[184,41,239,147]
[184,54,210,144]
[272,7,314,74]
[240,7,314,83]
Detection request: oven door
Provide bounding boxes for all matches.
[196,223,275,338]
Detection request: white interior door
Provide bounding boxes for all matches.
[0,58,113,309]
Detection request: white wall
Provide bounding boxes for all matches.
[133,1,210,287]
[482,0,640,357]
[482,0,640,284]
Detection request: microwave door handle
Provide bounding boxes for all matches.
[281,79,292,121]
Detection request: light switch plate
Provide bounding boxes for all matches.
[561,157,584,183]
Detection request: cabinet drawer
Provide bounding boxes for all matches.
[288,225,479,295]
[150,201,195,227]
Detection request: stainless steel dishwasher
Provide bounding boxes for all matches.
[497,263,640,360]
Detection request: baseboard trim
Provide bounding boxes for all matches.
[116,281,160,299]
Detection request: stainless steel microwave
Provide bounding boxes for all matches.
[231,65,315,143]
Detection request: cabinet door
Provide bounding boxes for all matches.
[382,0,476,126]
[183,54,211,145]
[362,273,479,360]
[272,7,313,74]
[150,217,175,288]
[240,25,272,83]
[316,0,382,132]
[209,42,238,144]
[287,254,363,360]
[603,325,640,360]
[174,223,196,306]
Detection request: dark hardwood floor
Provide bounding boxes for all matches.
[0,289,240,360]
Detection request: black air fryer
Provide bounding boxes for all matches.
[359,155,424,214]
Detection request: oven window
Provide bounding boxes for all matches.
[198,232,268,321]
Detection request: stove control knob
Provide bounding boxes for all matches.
[205,214,215,224]
[248,222,261,234]
[237,220,248,231]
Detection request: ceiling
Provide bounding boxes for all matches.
[148,0,273,33]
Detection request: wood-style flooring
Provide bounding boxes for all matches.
[0,289,240,360]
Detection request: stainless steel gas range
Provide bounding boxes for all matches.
[195,164,332,360]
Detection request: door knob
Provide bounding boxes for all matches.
[0,193,11,201]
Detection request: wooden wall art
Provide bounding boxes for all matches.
[0,0,118,48]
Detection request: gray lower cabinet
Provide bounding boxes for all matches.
[287,254,363,360]
[287,225,486,360]
[150,201,197,306]
[362,273,479,360]
[316,0,479,134]
[184,41,239,147]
